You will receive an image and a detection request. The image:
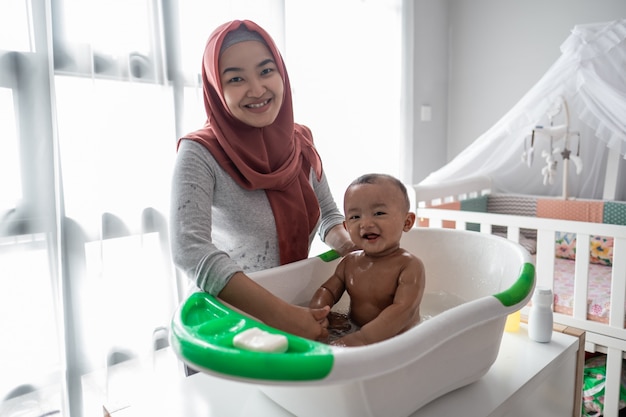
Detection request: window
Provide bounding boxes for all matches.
[0,1,405,415]
[285,0,403,205]
[0,88,22,212]
[0,234,63,414]
[0,2,65,415]
[0,0,33,52]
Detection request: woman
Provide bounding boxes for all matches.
[170,20,356,340]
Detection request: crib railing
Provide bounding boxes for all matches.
[416,207,626,417]
[413,176,492,207]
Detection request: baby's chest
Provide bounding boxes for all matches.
[346,266,400,297]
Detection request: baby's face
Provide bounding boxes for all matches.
[343,180,413,257]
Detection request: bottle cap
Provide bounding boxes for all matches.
[532,286,553,307]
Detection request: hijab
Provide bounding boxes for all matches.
[178,20,323,265]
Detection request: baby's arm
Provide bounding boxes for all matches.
[309,259,348,310]
[334,256,425,347]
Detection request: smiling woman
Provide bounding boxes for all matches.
[170,19,355,342]
[178,0,404,217]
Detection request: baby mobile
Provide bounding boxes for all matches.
[521,96,583,199]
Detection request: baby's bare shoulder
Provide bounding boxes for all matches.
[341,251,363,264]
[336,250,363,270]
[398,248,423,263]
[397,249,425,274]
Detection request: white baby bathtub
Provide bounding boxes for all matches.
[171,227,535,417]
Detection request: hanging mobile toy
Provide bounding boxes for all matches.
[521,131,535,167]
[541,137,559,185]
[569,132,583,174]
[525,96,582,198]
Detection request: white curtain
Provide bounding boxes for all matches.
[420,19,626,200]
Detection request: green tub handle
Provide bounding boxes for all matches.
[170,292,334,381]
[493,262,535,307]
[317,249,340,262]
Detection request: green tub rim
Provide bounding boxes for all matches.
[170,291,334,381]
[493,262,535,307]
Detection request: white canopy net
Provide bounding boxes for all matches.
[420,19,626,200]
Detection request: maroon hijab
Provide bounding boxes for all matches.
[178,20,323,265]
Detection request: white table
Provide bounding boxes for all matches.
[102,324,581,416]
[412,324,581,417]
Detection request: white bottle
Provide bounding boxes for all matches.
[528,287,554,343]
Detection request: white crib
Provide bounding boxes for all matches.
[413,176,626,417]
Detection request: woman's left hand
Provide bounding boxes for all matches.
[325,224,359,256]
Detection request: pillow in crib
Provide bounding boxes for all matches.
[590,235,613,266]
[555,232,613,266]
[555,232,577,260]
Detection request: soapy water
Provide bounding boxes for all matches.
[325,311,360,345]
[321,290,467,345]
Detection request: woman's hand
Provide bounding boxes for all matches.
[325,224,359,256]
[271,304,329,341]
[218,272,330,340]
[310,305,330,340]
[313,305,330,329]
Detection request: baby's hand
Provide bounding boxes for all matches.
[311,305,330,326]
[310,305,330,340]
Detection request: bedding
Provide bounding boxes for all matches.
[551,256,620,325]
[488,194,538,243]
[555,232,614,266]
[536,199,604,223]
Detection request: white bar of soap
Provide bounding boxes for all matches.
[233,327,288,353]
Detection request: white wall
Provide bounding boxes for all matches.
[410,0,626,184]
[405,0,449,185]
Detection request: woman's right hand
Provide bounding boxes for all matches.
[271,304,330,341]
[218,272,330,341]
[311,305,330,340]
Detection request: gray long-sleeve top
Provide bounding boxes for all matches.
[170,140,345,295]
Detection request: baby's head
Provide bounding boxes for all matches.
[345,173,410,211]
[343,174,415,255]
